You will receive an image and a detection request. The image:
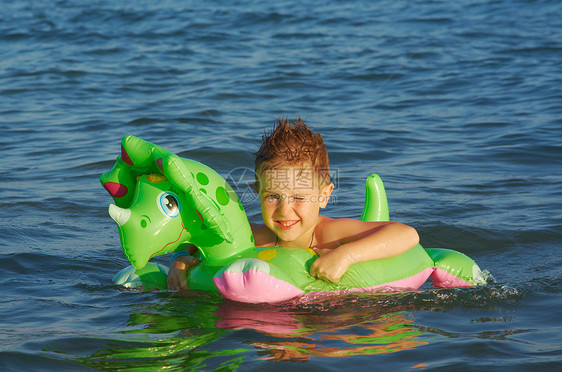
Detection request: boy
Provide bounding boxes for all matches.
[167,117,419,290]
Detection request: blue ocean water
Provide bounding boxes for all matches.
[1,0,561,370]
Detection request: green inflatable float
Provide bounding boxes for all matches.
[101,136,486,303]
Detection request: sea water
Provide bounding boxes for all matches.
[1,0,561,370]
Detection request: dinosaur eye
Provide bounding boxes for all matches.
[157,192,181,218]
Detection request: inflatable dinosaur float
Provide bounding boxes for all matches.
[101,136,486,303]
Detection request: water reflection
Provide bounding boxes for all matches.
[77,293,431,370]
[216,294,428,361]
[74,286,520,369]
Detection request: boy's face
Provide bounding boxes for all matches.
[254,165,334,247]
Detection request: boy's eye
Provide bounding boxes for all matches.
[265,194,280,202]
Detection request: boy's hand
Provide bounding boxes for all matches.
[167,255,200,290]
[309,248,351,283]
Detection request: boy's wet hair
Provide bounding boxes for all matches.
[255,117,330,187]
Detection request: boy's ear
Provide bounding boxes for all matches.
[319,182,334,208]
[252,182,259,193]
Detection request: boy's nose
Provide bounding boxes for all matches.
[277,195,292,211]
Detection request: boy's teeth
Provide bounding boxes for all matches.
[279,221,296,226]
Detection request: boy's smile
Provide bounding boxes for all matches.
[276,220,299,229]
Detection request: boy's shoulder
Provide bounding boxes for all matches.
[317,215,367,228]
[317,215,386,242]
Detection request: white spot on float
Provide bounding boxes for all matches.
[472,264,487,285]
[112,266,141,288]
[224,258,270,274]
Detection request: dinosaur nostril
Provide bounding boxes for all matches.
[139,215,151,228]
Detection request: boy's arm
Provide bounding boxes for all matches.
[167,244,199,290]
[309,220,419,283]
[167,224,273,290]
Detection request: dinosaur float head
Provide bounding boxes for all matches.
[108,173,204,269]
[101,136,254,269]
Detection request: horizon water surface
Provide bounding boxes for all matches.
[1,0,561,371]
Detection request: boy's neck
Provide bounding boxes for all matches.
[275,231,315,249]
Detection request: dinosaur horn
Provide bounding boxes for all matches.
[109,204,131,226]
